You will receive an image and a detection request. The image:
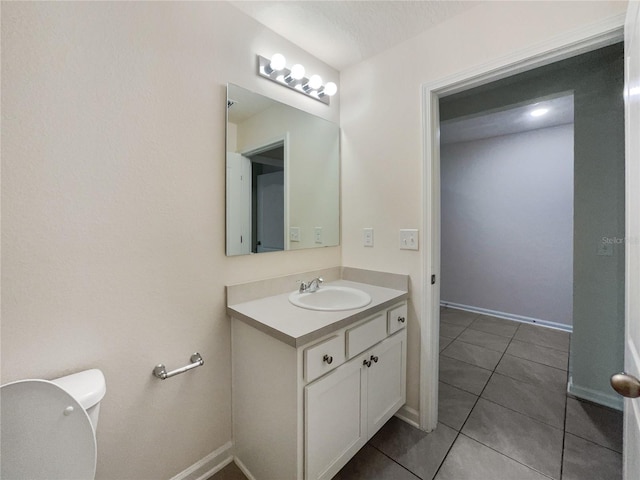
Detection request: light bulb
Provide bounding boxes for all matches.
[269,53,286,72]
[308,74,323,90]
[323,82,337,96]
[290,64,305,80]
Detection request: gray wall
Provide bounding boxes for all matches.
[440,43,625,409]
[441,124,574,328]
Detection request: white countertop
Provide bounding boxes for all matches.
[227,279,408,348]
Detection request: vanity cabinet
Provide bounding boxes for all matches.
[305,330,406,480]
[231,301,407,480]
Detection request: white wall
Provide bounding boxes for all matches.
[2,2,629,477]
[1,2,340,479]
[441,125,574,327]
[340,0,627,412]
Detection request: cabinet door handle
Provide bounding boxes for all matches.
[363,359,372,368]
[323,354,333,365]
[370,355,379,363]
[398,316,406,323]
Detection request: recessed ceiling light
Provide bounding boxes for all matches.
[531,108,549,117]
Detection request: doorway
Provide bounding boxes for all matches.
[226,138,288,255]
[438,42,625,411]
[248,144,285,253]
[419,22,625,432]
[439,92,575,331]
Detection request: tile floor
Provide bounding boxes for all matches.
[211,308,623,480]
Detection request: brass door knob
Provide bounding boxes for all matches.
[610,372,640,398]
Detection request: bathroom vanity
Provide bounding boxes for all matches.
[227,272,408,480]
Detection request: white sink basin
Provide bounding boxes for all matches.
[288,286,372,311]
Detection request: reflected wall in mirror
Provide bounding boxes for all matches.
[226,83,340,256]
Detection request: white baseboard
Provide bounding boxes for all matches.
[233,457,258,480]
[169,441,234,480]
[395,405,420,429]
[567,376,623,411]
[440,301,572,333]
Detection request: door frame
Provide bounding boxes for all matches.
[240,133,290,250]
[419,14,626,431]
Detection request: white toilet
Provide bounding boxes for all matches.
[0,368,106,480]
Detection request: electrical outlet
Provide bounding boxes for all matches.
[314,227,323,244]
[290,227,301,242]
[363,228,374,247]
[400,229,419,250]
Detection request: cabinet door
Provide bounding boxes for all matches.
[305,357,367,480]
[366,331,407,435]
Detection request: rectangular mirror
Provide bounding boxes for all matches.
[226,83,340,256]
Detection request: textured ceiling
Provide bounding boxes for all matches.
[228,1,479,70]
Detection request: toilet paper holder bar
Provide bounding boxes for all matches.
[153,353,204,380]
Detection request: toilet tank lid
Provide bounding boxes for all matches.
[51,368,106,409]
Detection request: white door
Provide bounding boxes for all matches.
[225,152,251,255]
[621,2,640,478]
[256,171,284,252]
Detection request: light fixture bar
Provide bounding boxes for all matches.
[257,55,336,106]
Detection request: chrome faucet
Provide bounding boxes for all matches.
[299,277,323,293]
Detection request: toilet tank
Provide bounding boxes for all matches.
[51,369,106,430]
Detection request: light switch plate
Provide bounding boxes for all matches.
[314,227,323,244]
[290,227,301,242]
[363,228,374,247]
[400,229,419,250]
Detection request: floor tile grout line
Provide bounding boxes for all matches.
[500,352,569,374]
[439,350,497,373]
[563,429,625,455]
[440,347,503,372]
[478,394,565,431]
[442,336,509,354]
[430,430,462,479]
[455,432,558,480]
[366,443,424,480]
[489,354,570,397]
[507,337,571,354]
[505,350,569,372]
[488,373,567,398]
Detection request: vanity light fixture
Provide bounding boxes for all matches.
[286,64,305,84]
[257,53,337,105]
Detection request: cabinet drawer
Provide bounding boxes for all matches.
[304,335,345,382]
[346,313,386,359]
[387,303,407,335]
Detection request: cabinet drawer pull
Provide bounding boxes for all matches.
[363,359,372,368]
[323,354,333,365]
[398,316,406,323]
[370,355,379,363]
